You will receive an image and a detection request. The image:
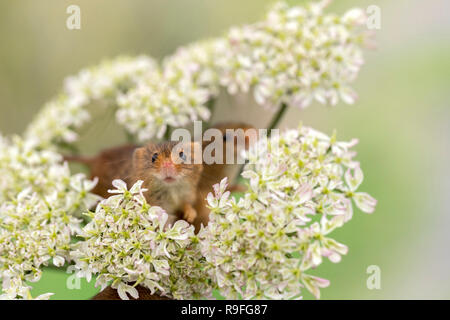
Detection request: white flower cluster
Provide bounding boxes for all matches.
[116,40,223,141]
[218,1,368,109]
[0,135,99,299]
[71,180,212,300]
[25,56,157,148]
[2,0,375,300]
[199,125,376,299]
[25,1,370,148]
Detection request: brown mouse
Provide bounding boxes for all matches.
[65,141,203,225]
[64,123,255,229]
[132,141,203,225]
[64,144,139,199]
[193,122,256,232]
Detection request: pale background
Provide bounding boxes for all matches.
[0,0,449,299]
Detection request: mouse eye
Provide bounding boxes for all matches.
[151,153,158,163]
[179,151,186,161]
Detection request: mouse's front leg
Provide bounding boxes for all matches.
[182,203,197,223]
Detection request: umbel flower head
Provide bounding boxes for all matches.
[116,40,223,141]
[0,135,99,299]
[71,180,213,300]
[25,56,157,148]
[199,125,376,299]
[25,1,371,148]
[218,0,369,109]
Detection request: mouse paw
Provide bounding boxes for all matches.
[183,205,197,224]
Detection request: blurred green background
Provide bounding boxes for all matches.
[1,0,449,299]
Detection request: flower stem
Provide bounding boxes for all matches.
[125,130,137,144]
[164,126,173,141]
[58,141,80,155]
[205,98,216,128]
[267,103,288,136]
[234,102,289,184]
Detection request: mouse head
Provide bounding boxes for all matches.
[204,122,258,164]
[133,141,202,184]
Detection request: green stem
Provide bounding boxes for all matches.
[125,130,137,144]
[164,126,172,141]
[58,141,80,155]
[205,98,216,128]
[267,103,288,136]
[234,103,289,184]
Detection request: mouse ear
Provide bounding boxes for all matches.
[190,141,202,164]
[132,147,147,168]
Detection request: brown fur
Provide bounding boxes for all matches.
[65,142,202,224]
[132,141,203,224]
[193,122,256,232]
[65,144,139,199]
[67,124,256,300]
[64,123,255,230]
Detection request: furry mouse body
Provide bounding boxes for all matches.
[64,123,255,228]
[66,141,202,225]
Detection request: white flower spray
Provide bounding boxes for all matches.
[25,56,157,148]
[71,180,212,300]
[0,135,100,299]
[116,40,223,141]
[219,1,369,109]
[199,125,376,299]
[25,1,370,148]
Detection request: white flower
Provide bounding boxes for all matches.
[117,283,139,300]
[25,56,157,148]
[116,40,222,142]
[53,256,65,268]
[25,1,372,149]
[343,165,377,214]
[217,1,370,109]
[71,180,212,300]
[0,135,99,299]
[199,125,376,299]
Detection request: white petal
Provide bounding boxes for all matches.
[354,192,377,213]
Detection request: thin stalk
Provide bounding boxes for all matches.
[164,126,173,141]
[234,103,289,184]
[59,141,80,155]
[125,130,137,144]
[205,98,216,128]
[266,103,288,136]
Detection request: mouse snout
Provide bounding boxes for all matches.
[161,160,173,169]
[160,161,177,179]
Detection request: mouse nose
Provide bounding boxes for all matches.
[162,161,173,169]
[161,161,176,177]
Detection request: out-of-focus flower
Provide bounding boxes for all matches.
[199,125,376,299]
[25,1,372,147]
[0,135,99,299]
[25,56,157,148]
[217,1,369,109]
[71,180,213,300]
[117,40,223,141]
